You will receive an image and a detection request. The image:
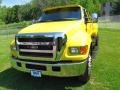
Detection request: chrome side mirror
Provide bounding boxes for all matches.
[92,13,98,23]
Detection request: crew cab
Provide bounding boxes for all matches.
[10,5,99,82]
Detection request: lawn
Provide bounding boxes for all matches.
[0,28,120,90]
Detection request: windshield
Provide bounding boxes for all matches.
[39,7,81,22]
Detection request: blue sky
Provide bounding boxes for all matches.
[1,0,31,7]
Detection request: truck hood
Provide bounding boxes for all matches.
[18,20,83,35]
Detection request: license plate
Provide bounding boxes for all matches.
[31,70,42,77]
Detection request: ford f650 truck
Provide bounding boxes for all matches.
[10,5,98,82]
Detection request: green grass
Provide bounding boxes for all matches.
[0,21,32,35]
[99,22,120,29]
[0,28,120,90]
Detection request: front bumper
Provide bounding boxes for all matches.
[11,58,87,77]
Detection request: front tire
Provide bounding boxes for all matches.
[90,36,99,59]
[79,55,92,83]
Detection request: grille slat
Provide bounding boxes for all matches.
[20,52,53,58]
[19,45,53,50]
[19,49,54,53]
[18,37,54,42]
[17,42,54,46]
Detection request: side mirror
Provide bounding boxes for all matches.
[92,13,98,23]
[32,19,39,24]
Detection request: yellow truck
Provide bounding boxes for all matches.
[10,5,99,82]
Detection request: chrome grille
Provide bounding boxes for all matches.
[16,34,57,60]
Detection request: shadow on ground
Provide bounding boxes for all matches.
[0,68,86,90]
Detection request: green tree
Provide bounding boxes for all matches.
[30,0,110,13]
[19,3,41,21]
[0,6,8,23]
[31,0,72,9]
[113,1,120,15]
[5,5,20,23]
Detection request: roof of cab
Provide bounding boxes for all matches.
[43,5,82,12]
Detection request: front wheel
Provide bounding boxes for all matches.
[90,36,99,59]
[79,55,92,83]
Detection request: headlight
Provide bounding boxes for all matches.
[69,47,80,54]
[69,45,88,55]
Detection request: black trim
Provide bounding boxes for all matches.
[52,66,61,72]
[19,52,53,58]
[26,64,47,71]
[17,62,22,67]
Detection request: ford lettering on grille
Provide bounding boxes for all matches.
[30,45,39,49]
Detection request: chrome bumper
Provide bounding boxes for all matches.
[11,58,87,77]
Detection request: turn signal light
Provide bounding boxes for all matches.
[80,45,88,55]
